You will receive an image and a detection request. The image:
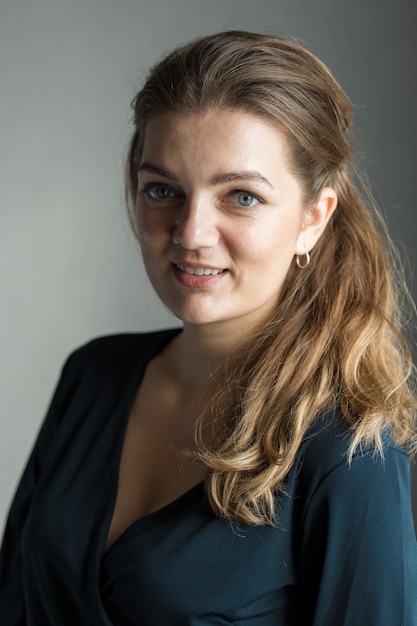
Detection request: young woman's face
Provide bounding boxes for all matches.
[136,109,319,333]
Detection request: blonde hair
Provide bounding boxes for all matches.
[126,31,417,525]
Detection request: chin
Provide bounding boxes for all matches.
[155,291,222,325]
[170,308,221,326]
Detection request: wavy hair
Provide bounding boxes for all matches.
[126,31,417,525]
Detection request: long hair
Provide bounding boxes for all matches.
[126,31,417,525]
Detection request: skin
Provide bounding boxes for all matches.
[136,109,337,377]
[106,109,337,547]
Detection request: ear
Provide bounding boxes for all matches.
[294,187,338,255]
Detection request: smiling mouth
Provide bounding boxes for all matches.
[176,264,225,276]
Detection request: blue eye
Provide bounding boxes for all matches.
[230,191,262,208]
[147,185,175,200]
[237,192,257,207]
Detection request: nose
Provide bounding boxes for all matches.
[172,197,220,250]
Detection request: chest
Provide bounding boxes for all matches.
[105,387,207,549]
[22,412,302,624]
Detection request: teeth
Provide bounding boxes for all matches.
[177,265,224,276]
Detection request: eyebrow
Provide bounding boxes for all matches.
[210,171,273,188]
[138,162,273,189]
[138,163,175,179]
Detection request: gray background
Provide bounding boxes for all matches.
[1,0,416,534]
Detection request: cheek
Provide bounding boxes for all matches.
[137,210,170,252]
[241,217,301,266]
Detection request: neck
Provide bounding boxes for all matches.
[165,321,248,387]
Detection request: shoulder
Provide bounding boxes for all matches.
[290,409,411,516]
[63,328,180,376]
[51,328,181,409]
[299,407,408,471]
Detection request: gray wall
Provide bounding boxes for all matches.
[1,0,416,532]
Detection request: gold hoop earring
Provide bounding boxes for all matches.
[296,251,310,269]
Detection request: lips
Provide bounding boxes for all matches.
[171,263,227,289]
[176,264,225,276]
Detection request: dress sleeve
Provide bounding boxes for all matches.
[0,356,74,625]
[299,444,417,625]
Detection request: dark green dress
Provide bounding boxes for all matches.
[0,330,416,624]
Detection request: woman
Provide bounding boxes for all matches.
[0,30,416,625]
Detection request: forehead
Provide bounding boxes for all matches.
[142,108,284,141]
[140,109,293,176]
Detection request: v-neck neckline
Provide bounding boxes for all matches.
[100,328,203,556]
[103,480,205,559]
